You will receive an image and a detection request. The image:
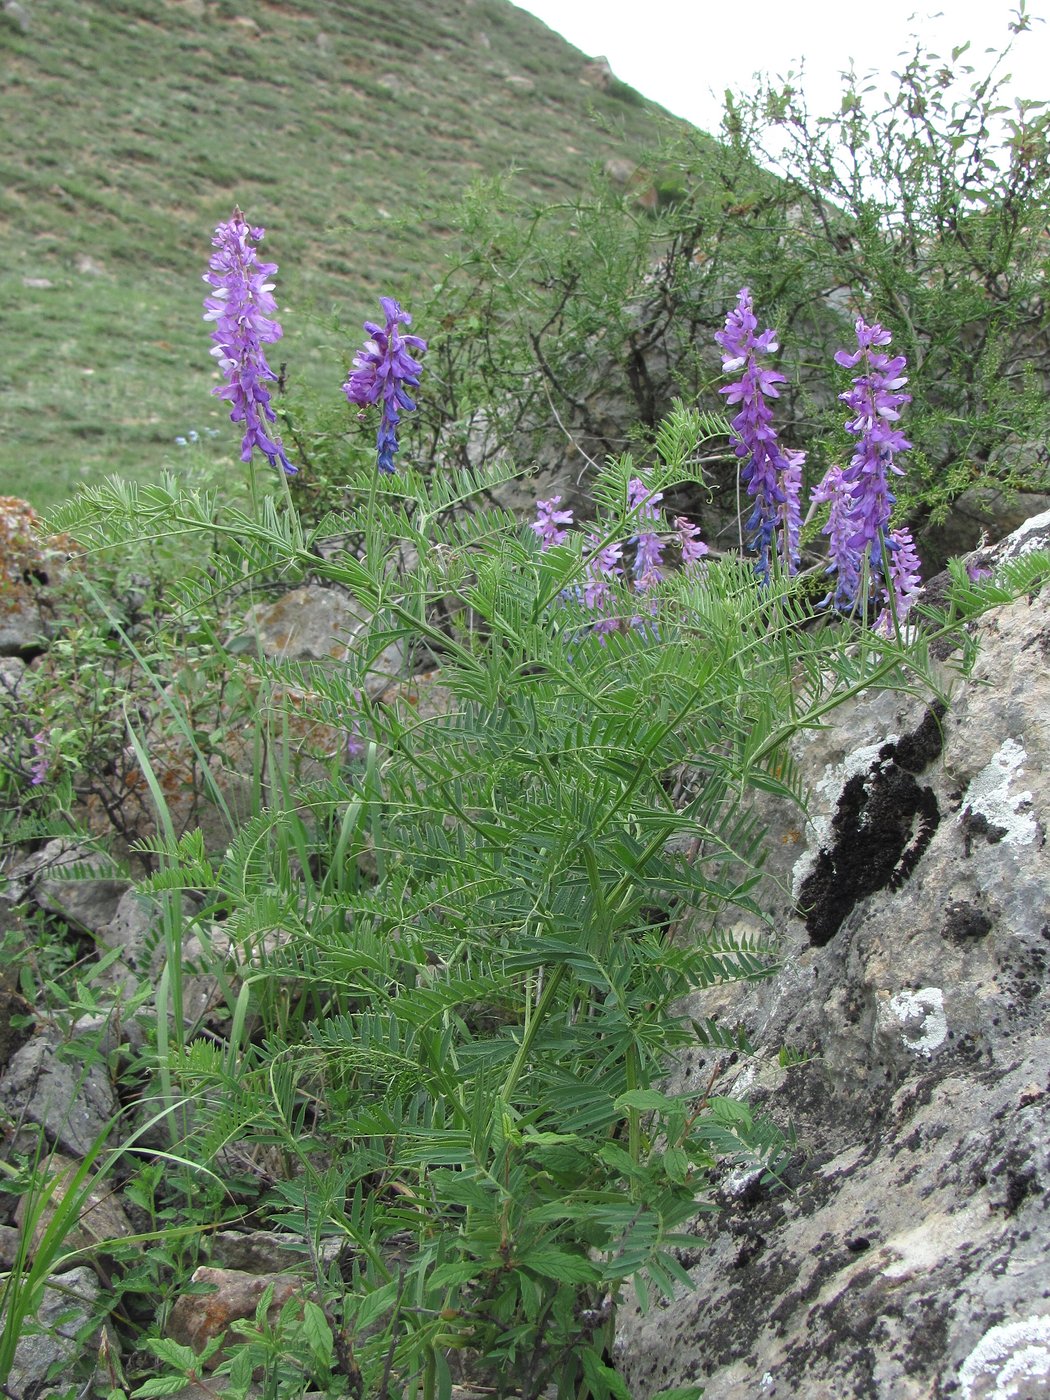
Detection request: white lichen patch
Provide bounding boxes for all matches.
[1004,507,1050,557]
[792,739,898,898]
[883,986,948,1057]
[960,738,1038,847]
[959,1315,1050,1399]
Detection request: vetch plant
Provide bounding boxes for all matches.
[531,494,574,550]
[834,317,911,558]
[811,315,922,627]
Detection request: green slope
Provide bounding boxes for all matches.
[0,0,681,506]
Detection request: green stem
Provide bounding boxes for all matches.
[500,962,568,1103]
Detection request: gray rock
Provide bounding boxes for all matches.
[208,1228,342,1274]
[920,441,1050,573]
[0,1031,120,1158]
[6,1267,101,1397]
[4,839,127,931]
[95,886,161,974]
[0,654,26,689]
[614,524,1050,1397]
[0,1222,22,1269]
[243,581,406,694]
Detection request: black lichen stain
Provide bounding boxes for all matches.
[941,900,993,942]
[960,806,1009,855]
[798,704,946,947]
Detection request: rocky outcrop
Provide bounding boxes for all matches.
[614,516,1050,1396]
[0,497,75,657]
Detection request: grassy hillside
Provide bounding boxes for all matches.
[0,0,681,507]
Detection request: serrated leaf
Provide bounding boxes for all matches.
[302,1298,333,1368]
[598,1142,645,1178]
[350,1281,399,1334]
[144,1339,197,1371]
[662,1145,689,1183]
[614,1089,678,1114]
[131,1381,198,1399]
[520,1245,600,1284]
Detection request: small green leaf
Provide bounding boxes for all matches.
[302,1298,334,1368]
[614,1089,678,1114]
[521,1246,599,1284]
[144,1339,197,1371]
[662,1145,689,1183]
[581,1346,632,1400]
[131,1380,196,1399]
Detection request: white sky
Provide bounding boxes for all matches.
[512,1,1047,138]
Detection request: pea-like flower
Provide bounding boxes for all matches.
[203,210,295,475]
[811,464,861,609]
[674,516,709,573]
[627,475,666,589]
[343,297,427,474]
[531,495,574,549]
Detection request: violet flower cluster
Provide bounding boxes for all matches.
[343,297,427,474]
[203,210,295,475]
[28,729,50,787]
[716,288,802,579]
[874,526,923,635]
[530,471,708,639]
[628,476,666,590]
[813,316,920,625]
[715,290,923,629]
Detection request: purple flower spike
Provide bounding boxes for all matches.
[811,464,861,609]
[203,210,295,475]
[874,526,923,635]
[834,317,911,558]
[716,288,792,579]
[584,534,624,639]
[777,449,804,574]
[344,296,427,474]
[627,475,666,588]
[29,729,50,786]
[531,495,574,550]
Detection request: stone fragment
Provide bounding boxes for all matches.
[208,1228,342,1274]
[0,1031,120,1158]
[5,838,127,931]
[0,1222,22,1269]
[166,1266,303,1368]
[0,963,33,1072]
[0,497,75,656]
[6,1267,101,1396]
[244,582,404,693]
